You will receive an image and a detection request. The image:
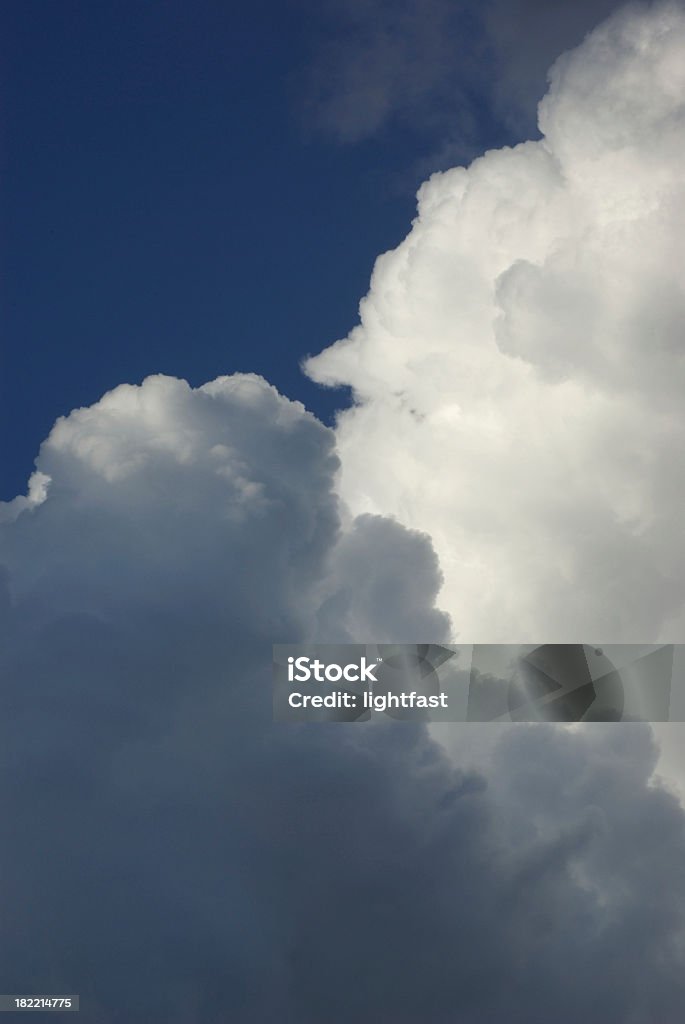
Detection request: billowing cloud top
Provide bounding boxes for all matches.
[306,1,685,642]
[0,373,450,646]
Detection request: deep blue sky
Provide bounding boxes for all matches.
[1,0,597,501]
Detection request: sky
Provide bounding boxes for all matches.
[2,2,685,1022]
[0,0,616,501]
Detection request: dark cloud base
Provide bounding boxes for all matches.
[1,376,684,1022]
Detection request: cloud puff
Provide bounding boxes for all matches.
[484,0,622,131]
[0,371,450,1019]
[306,1,685,643]
[295,0,619,163]
[0,372,450,647]
[1,374,685,1021]
[295,0,475,145]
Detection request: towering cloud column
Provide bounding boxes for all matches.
[306,2,685,643]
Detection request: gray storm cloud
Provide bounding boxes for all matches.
[1,371,685,1021]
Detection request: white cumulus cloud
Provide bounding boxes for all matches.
[306,1,685,644]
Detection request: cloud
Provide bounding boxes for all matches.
[306,1,685,643]
[0,372,450,648]
[3,6,685,1020]
[484,0,622,131]
[0,371,449,1019]
[294,0,477,146]
[294,0,621,165]
[2,371,685,1020]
